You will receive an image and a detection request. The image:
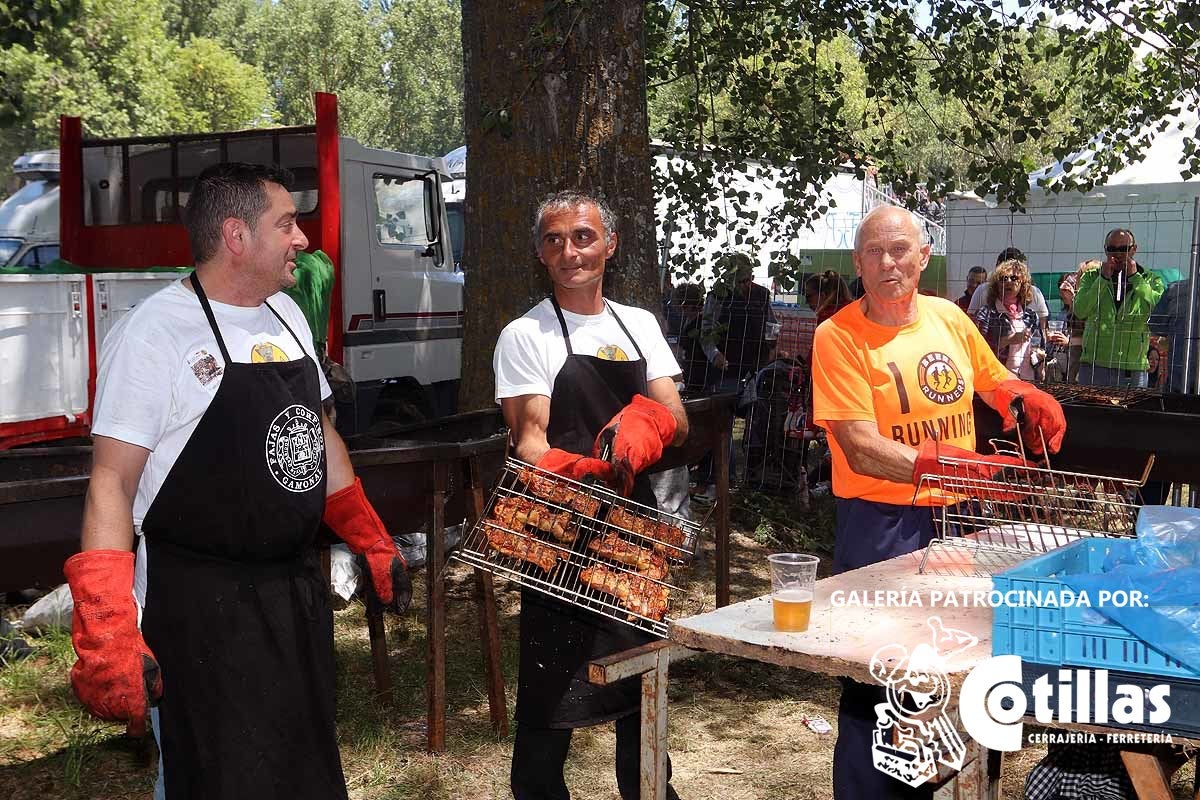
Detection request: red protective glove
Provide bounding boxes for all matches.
[324,478,411,614]
[911,439,1029,501]
[535,447,616,486]
[64,550,162,738]
[993,380,1066,456]
[593,395,678,495]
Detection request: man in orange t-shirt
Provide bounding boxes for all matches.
[811,206,1066,799]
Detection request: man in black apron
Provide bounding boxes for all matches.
[65,163,411,799]
[494,190,689,799]
[810,206,1065,798]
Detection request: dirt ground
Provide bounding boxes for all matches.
[1,508,1196,799]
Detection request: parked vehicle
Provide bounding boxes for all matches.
[0,92,460,449]
[0,150,61,269]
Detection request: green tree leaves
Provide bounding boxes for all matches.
[645,0,1199,286]
[169,37,274,131]
[0,0,465,185]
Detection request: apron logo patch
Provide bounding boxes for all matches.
[187,349,223,386]
[265,405,324,493]
[916,352,965,405]
[595,344,630,361]
[251,342,289,363]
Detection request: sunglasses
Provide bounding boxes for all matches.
[1105,244,1134,254]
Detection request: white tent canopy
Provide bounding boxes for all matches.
[1032,109,1200,189]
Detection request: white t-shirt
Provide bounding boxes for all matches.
[92,279,331,536]
[493,298,680,402]
[1004,314,1036,379]
[968,282,1049,319]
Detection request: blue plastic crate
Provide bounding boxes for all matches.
[992,538,1198,680]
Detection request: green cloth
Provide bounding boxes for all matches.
[283,250,334,349]
[1073,266,1166,371]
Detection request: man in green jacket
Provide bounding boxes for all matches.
[1073,228,1165,388]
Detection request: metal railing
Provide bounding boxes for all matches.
[863,183,947,255]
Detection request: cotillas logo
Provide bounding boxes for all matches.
[959,656,1172,751]
[917,352,964,405]
[868,617,977,787]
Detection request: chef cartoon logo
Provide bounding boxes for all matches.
[917,352,965,405]
[595,344,630,361]
[251,342,289,363]
[265,404,324,492]
[868,617,977,788]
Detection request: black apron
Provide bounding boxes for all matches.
[140,273,346,800]
[515,297,658,728]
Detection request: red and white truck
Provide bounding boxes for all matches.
[0,93,461,448]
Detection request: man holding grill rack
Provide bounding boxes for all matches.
[810,205,1067,799]
[493,190,689,800]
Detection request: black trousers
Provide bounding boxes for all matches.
[511,715,680,800]
[834,680,935,800]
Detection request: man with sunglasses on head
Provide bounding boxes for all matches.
[1072,228,1165,388]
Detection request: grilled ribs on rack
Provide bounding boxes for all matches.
[484,526,560,572]
[492,496,576,543]
[607,506,685,553]
[587,533,669,580]
[580,565,670,621]
[516,466,602,517]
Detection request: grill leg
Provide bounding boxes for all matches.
[714,408,731,608]
[474,569,507,735]
[366,607,392,701]
[426,461,448,753]
[468,455,508,736]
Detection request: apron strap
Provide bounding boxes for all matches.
[605,303,646,362]
[189,271,232,365]
[263,300,311,356]
[548,295,646,362]
[549,295,575,356]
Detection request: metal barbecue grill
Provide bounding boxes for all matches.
[1037,382,1163,408]
[916,439,1152,578]
[451,458,706,637]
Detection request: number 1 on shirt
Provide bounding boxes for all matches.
[886,361,911,414]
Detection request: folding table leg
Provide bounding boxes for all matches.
[1120,749,1173,800]
[640,646,671,800]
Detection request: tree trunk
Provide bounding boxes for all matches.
[458,0,656,412]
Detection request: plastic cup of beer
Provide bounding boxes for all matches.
[767,553,819,632]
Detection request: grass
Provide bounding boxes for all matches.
[1,490,1197,798]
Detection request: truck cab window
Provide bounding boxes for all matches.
[446,203,464,271]
[15,245,59,268]
[0,239,19,266]
[373,174,430,246]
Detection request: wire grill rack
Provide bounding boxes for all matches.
[451,458,706,638]
[1037,382,1162,407]
[917,441,1152,578]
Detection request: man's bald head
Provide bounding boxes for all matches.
[851,204,931,322]
[854,206,924,252]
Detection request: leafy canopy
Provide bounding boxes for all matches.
[645,0,1199,283]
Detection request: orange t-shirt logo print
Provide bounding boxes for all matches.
[917,352,965,405]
